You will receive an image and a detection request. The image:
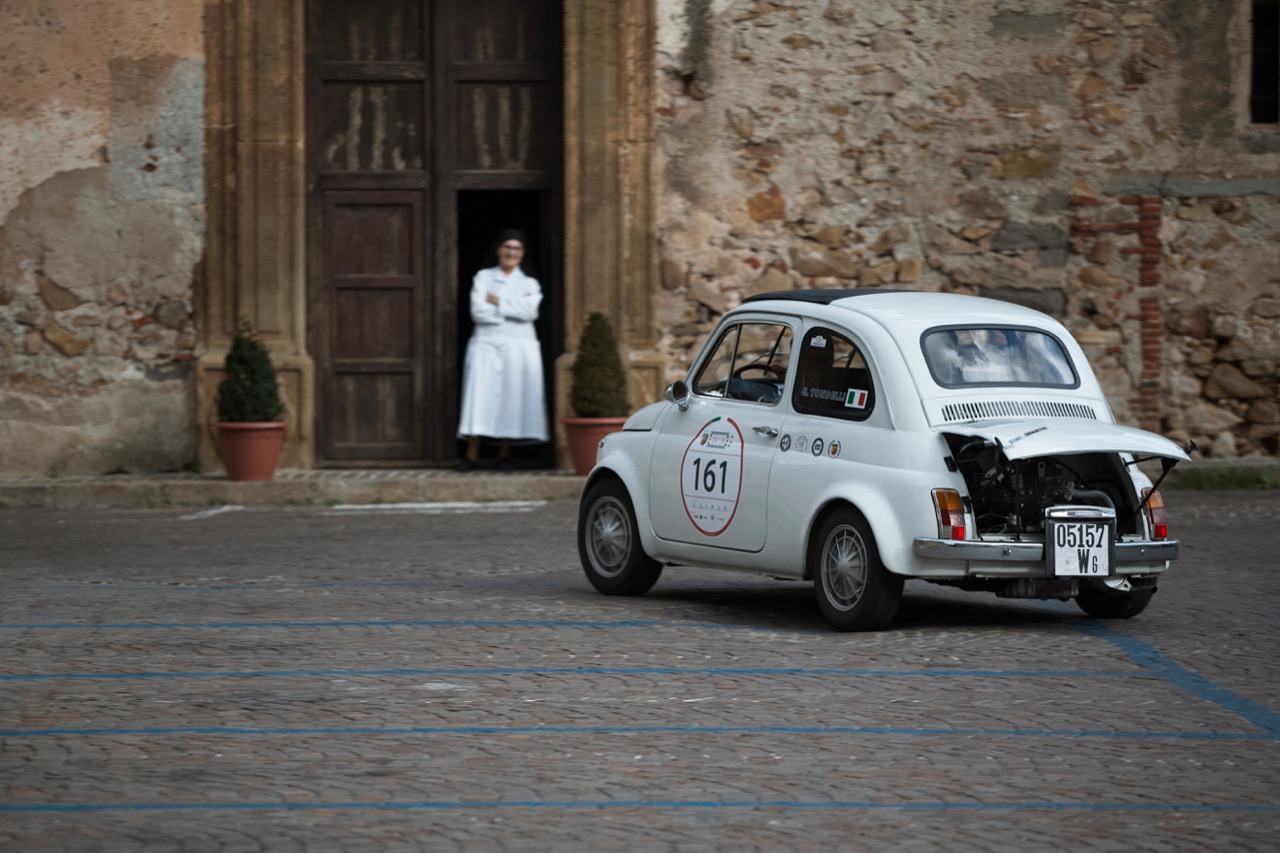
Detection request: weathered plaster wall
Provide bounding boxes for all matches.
[3,0,1276,475]
[0,0,205,475]
[653,0,1280,458]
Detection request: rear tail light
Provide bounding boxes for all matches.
[1142,488,1168,539]
[932,489,965,540]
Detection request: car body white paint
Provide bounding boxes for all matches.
[588,291,1187,585]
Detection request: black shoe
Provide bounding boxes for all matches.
[456,458,476,472]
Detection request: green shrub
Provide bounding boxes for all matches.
[1167,467,1278,491]
[570,312,630,418]
[216,319,284,422]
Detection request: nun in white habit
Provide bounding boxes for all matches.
[456,228,549,471]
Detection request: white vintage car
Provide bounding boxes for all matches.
[576,289,1191,631]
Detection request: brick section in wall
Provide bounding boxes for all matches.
[1070,194,1165,433]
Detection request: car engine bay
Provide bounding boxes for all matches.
[944,434,1145,538]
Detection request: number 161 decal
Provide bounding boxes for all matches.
[680,417,745,536]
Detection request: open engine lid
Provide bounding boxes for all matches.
[943,419,1191,462]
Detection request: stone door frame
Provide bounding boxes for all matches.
[198,0,662,471]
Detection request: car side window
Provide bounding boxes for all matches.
[692,321,793,404]
[693,327,738,397]
[792,326,875,421]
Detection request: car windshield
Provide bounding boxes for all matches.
[922,326,1077,387]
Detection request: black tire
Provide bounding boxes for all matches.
[578,477,662,596]
[1076,584,1154,619]
[810,508,903,631]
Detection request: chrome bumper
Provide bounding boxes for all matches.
[913,537,1179,564]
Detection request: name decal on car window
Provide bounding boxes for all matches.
[801,385,843,401]
[680,416,745,536]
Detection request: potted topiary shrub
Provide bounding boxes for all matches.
[563,311,631,475]
[215,318,287,481]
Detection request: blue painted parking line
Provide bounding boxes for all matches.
[0,723,1270,741]
[7,620,1275,740]
[2,800,1277,814]
[1073,620,1280,739]
[0,665,1146,681]
[1,618,783,632]
[0,581,514,592]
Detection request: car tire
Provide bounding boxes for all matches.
[1075,584,1153,619]
[810,508,903,631]
[578,477,663,596]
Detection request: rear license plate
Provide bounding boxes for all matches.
[1046,508,1115,577]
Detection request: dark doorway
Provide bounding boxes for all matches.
[455,190,560,469]
[305,0,563,467]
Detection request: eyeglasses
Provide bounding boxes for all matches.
[500,243,524,252]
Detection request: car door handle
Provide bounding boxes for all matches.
[753,425,779,438]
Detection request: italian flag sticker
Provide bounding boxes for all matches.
[845,388,868,409]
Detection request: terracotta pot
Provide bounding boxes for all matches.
[216,422,287,481]
[562,417,628,476]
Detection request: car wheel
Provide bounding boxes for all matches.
[1075,584,1154,619]
[578,478,662,596]
[810,508,903,631]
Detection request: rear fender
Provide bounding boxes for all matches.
[802,477,941,579]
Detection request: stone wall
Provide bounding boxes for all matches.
[2,1,1277,476]
[652,0,1279,458]
[0,0,205,475]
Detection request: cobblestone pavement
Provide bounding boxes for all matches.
[1,491,1277,851]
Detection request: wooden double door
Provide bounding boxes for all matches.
[306,0,563,466]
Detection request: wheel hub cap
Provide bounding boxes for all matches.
[590,498,630,576]
[824,526,867,610]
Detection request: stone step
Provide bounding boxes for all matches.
[0,470,586,510]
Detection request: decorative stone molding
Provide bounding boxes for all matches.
[560,0,665,463]
[199,0,313,471]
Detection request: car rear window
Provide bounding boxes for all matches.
[922,326,1078,388]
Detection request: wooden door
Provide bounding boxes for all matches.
[307,0,562,466]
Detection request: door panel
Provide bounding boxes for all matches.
[334,291,414,360]
[648,320,796,553]
[448,0,559,62]
[329,201,415,276]
[321,192,425,460]
[648,399,784,553]
[455,83,557,173]
[315,0,424,61]
[446,0,562,194]
[318,83,427,173]
[308,0,434,465]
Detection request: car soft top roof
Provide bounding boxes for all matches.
[742,288,913,305]
[739,289,1063,330]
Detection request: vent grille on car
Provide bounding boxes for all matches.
[941,400,1098,422]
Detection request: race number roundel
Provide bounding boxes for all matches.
[680,417,745,536]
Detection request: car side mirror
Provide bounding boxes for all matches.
[664,380,690,412]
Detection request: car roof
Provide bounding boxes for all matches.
[739,289,1065,335]
[741,288,912,305]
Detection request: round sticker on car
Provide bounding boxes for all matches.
[680,417,745,536]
